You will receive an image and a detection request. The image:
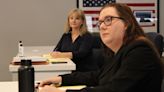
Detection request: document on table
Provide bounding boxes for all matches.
[12,56,48,65]
[37,85,86,91]
[13,56,47,62]
[58,85,86,90]
[42,54,71,63]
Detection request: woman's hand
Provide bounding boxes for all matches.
[51,52,61,58]
[38,76,62,88]
[50,52,73,59]
[38,85,65,92]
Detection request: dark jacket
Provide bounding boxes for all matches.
[54,32,96,72]
[61,39,163,92]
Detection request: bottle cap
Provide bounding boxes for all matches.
[21,59,32,66]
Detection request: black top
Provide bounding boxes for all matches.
[54,32,95,72]
[61,39,163,92]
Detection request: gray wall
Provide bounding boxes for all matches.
[160,0,164,36]
[0,0,76,81]
[0,0,163,81]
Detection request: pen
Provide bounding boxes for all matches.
[51,62,67,64]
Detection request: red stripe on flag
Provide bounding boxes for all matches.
[84,11,100,14]
[126,3,155,7]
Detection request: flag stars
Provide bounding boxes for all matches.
[83,0,116,7]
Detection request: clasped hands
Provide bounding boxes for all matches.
[36,76,65,92]
[37,85,64,92]
[50,51,62,58]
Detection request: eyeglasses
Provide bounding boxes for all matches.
[97,16,124,28]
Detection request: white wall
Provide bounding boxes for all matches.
[0,0,76,81]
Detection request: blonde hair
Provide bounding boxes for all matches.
[64,8,88,36]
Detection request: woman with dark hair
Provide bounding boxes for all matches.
[38,3,163,92]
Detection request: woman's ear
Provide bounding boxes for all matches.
[123,21,129,31]
[124,25,128,31]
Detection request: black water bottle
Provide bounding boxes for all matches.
[18,59,35,92]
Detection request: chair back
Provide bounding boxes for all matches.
[146,32,163,57]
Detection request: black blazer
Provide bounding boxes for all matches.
[54,32,95,72]
[61,40,163,92]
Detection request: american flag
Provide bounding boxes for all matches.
[81,0,116,32]
[79,0,157,32]
[83,0,116,7]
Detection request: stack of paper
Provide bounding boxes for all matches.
[13,56,48,62]
[58,85,86,91]
[42,54,71,63]
[37,85,86,91]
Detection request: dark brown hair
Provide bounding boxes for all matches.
[101,3,164,76]
[100,3,146,45]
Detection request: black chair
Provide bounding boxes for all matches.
[146,32,163,57]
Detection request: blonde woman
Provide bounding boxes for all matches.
[51,9,95,72]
